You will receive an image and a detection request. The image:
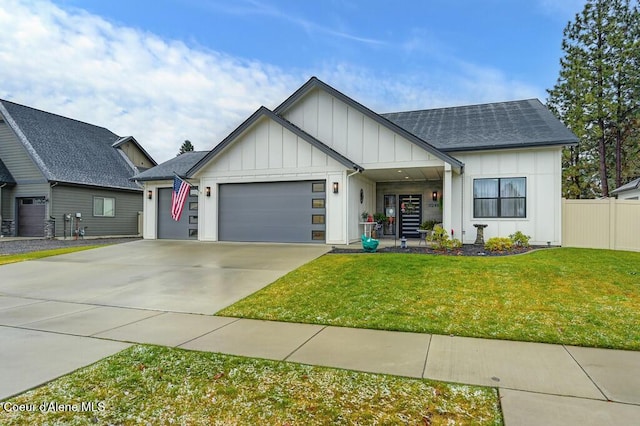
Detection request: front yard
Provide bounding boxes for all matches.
[1,345,502,425]
[219,248,640,350]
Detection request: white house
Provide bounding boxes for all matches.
[134,77,578,245]
[610,177,640,200]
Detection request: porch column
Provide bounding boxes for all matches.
[442,162,452,235]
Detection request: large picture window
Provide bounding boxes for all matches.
[473,178,526,218]
[93,197,115,217]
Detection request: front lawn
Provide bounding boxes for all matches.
[1,345,502,425]
[218,248,640,350]
[0,246,102,266]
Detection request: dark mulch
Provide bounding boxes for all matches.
[0,237,141,255]
[331,243,544,256]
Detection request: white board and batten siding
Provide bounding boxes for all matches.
[195,115,352,244]
[282,88,444,170]
[452,147,563,246]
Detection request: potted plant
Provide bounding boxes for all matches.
[360,211,369,222]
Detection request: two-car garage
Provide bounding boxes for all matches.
[157,180,327,243]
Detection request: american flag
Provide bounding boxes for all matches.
[171,175,191,221]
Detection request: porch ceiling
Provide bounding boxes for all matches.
[362,167,443,182]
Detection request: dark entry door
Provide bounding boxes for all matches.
[399,194,421,238]
[18,198,46,237]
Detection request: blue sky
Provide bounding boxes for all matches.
[0,0,585,162]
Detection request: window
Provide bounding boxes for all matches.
[312,198,325,209]
[93,197,115,217]
[312,230,325,241]
[312,214,325,224]
[473,178,526,218]
[312,182,325,192]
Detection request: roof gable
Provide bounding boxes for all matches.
[0,99,147,190]
[382,99,579,152]
[187,106,363,176]
[274,77,464,172]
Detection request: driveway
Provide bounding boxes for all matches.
[0,239,330,314]
[0,240,329,399]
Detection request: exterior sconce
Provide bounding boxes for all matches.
[333,182,339,194]
[432,191,438,202]
[147,190,152,200]
[206,186,211,197]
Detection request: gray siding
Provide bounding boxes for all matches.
[0,122,47,182]
[51,185,142,237]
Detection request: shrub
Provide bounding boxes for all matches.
[485,237,513,252]
[419,220,439,230]
[427,225,463,250]
[509,231,531,247]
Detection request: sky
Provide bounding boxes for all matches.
[0,0,587,163]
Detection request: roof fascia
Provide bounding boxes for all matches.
[187,106,364,177]
[273,77,464,173]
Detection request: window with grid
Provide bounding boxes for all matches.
[473,178,526,218]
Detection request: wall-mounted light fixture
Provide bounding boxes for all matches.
[206,186,211,197]
[432,191,438,202]
[147,190,152,200]
[333,182,339,194]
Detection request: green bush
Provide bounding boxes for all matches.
[485,237,513,252]
[419,219,439,230]
[509,231,531,247]
[427,225,462,250]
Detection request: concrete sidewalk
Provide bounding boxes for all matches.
[1,296,638,425]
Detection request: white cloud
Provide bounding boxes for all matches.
[0,0,299,162]
[0,0,544,164]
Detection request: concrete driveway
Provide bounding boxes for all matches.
[0,239,330,314]
[0,240,329,399]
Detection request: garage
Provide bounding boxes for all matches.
[157,187,199,239]
[219,180,326,243]
[18,197,46,237]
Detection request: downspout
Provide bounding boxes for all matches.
[49,182,58,238]
[345,169,360,245]
[0,183,6,227]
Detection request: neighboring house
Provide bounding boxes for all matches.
[610,178,640,200]
[135,77,578,245]
[0,99,156,238]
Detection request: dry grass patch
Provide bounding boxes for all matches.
[0,246,102,266]
[1,345,502,425]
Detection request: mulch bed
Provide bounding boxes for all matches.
[0,237,141,255]
[330,244,544,256]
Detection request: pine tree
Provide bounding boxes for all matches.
[547,0,640,198]
[177,140,194,156]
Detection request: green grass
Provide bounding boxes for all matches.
[219,248,640,350]
[1,345,502,425]
[0,246,103,266]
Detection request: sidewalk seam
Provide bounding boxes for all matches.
[562,345,610,401]
[421,334,433,378]
[283,325,328,361]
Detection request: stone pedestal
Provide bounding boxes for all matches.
[473,224,488,245]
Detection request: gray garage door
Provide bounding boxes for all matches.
[157,187,199,239]
[219,181,326,243]
[18,198,46,237]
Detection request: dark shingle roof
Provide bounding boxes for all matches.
[0,157,15,184]
[0,99,146,190]
[133,151,210,181]
[381,99,578,152]
[610,177,640,195]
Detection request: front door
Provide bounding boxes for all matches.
[399,194,421,238]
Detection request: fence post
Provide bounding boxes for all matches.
[609,198,616,250]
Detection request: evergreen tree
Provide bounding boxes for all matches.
[177,140,194,156]
[547,0,640,198]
